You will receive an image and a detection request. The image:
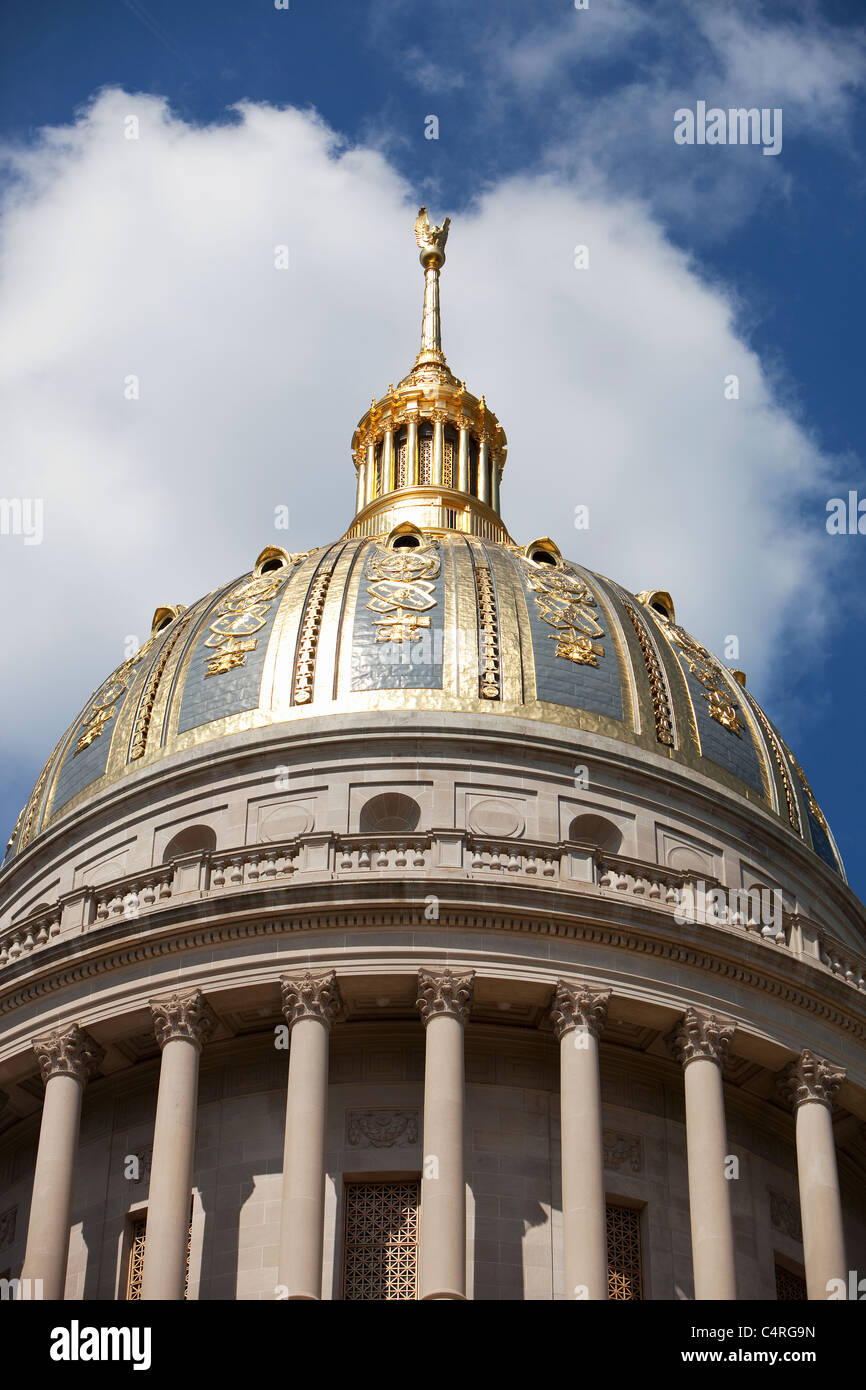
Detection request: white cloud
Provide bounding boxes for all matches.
[0,91,843,790]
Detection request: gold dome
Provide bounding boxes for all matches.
[2,212,843,882]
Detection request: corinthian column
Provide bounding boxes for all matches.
[780,1050,846,1300]
[277,970,343,1299]
[668,1007,737,1300]
[22,1024,104,1299]
[416,968,474,1300]
[140,990,216,1300]
[551,981,610,1300]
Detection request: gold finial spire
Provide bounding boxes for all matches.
[414,206,450,366]
[344,209,509,543]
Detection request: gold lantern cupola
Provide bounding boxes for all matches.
[345,208,510,542]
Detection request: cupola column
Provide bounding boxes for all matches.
[407,416,419,486]
[140,990,215,1300]
[457,425,470,492]
[779,1051,846,1299]
[551,982,610,1300]
[416,969,474,1299]
[22,1024,104,1299]
[432,418,445,487]
[478,438,490,505]
[277,971,343,1299]
[355,459,366,513]
[363,440,375,507]
[668,1008,737,1300]
[382,429,395,495]
[490,455,500,514]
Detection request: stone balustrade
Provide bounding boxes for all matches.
[1,833,863,992]
[0,903,62,967]
[335,834,430,872]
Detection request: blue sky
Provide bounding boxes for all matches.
[1,0,864,896]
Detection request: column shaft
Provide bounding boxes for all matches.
[457,427,469,492]
[140,1037,201,1299]
[478,440,490,504]
[21,1024,103,1301]
[21,1073,84,1299]
[796,1100,846,1298]
[419,1013,466,1299]
[365,441,376,506]
[781,1052,847,1300]
[560,1028,608,1299]
[407,418,418,486]
[683,1056,737,1299]
[432,420,444,487]
[277,1015,330,1298]
[417,969,473,1301]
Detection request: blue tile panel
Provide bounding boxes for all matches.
[805,808,840,875]
[51,634,170,812]
[350,539,446,691]
[177,571,292,733]
[513,554,623,720]
[680,665,764,794]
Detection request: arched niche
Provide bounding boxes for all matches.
[567,814,622,855]
[359,793,422,835]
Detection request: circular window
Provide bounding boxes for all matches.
[260,556,287,573]
[392,534,421,550]
[530,549,557,566]
[467,799,525,838]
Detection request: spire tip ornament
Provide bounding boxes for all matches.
[344,207,508,541]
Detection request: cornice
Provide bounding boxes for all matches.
[1,889,864,1071]
[3,711,861,935]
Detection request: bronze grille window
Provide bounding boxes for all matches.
[343,1181,420,1300]
[443,436,454,489]
[125,1209,193,1300]
[418,431,433,486]
[607,1203,643,1300]
[775,1264,807,1300]
[125,1214,147,1301]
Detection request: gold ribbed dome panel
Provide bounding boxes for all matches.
[5,534,843,879]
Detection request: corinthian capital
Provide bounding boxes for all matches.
[150,989,217,1050]
[550,981,611,1041]
[280,970,343,1029]
[779,1049,846,1110]
[416,968,474,1026]
[667,1007,735,1069]
[33,1024,104,1084]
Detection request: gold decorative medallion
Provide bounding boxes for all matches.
[521,557,605,666]
[202,573,288,677]
[364,539,440,643]
[659,619,744,736]
[73,638,157,755]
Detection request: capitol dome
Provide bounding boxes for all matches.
[0,208,863,1306]
[3,211,843,885]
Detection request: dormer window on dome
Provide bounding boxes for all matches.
[254,545,292,576]
[344,209,509,545]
